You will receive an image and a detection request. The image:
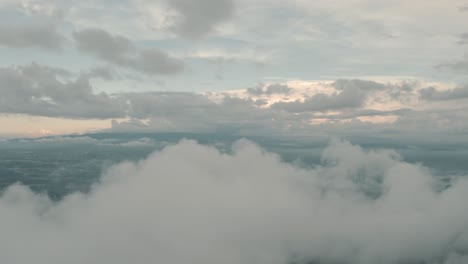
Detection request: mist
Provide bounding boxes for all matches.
[0,139,467,264]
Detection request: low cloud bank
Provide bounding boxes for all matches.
[0,140,467,264]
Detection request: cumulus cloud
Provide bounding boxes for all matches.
[0,63,125,118]
[0,72,462,135]
[0,22,64,51]
[0,140,467,264]
[118,92,284,133]
[73,28,185,75]
[167,0,235,38]
[271,80,375,113]
[106,79,464,135]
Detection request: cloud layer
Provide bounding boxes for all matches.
[0,140,467,264]
[0,63,125,118]
[2,66,468,136]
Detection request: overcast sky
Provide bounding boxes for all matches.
[1,0,468,137]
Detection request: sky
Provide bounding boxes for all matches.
[1,0,468,137]
[4,2,468,263]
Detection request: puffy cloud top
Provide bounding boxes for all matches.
[0,140,468,263]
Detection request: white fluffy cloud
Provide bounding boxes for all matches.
[0,140,467,263]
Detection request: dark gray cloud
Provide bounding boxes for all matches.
[314,108,413,120]
[271,80,376,113]
[129,48,185,75]
[437,57,468,74]
[86,66,117,80]
[73,28,134,63]
[247,83,291,95]
[459,4,468,12]
[119,92,283,133]
[73,28,184,75]
[332,79,387,92]
[457,33,468,45]
[269,79,418,113]
[271,90,365,112]
[126,92,215,119]
[419,85,468,101]
[0,23,64,51]
[392,108,468,134]
[168,0,235,38]
[107,90,330,135]
[114,88,414,135]
[106,79,433,135]
[335,79,418,102]
[0,63,125,118]
[0,68,464,136]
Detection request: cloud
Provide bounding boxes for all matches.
[0,63,125,119]
[247,83,291,95]
[167,0,235,38]
[269,79,397,113]
[73,28,185,75]
[86,66,117,80]
[332,79,387,91]
[271,80,378,113]
[419,85,468,101]
[437,56,468,74]
[0,22,64,51]
[457,33,468,45]
[271,90,366,112]
[0,71,462,135]
[20,135,158,148]
[73,28,134,63]
[314,108,413,120]
[104,79,467,135]
[0,139,468,263]
[118,92,281,133]
[27,136,99,144]
[459,4,468,12]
